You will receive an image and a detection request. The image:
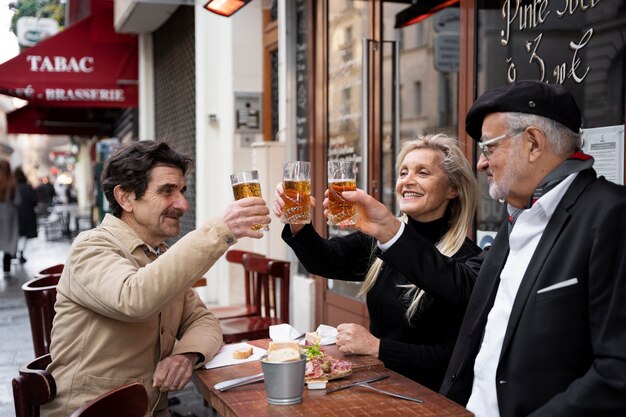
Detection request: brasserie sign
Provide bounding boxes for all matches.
[9,54,127,103]
[14,84,126,103]
[500,0,598,84]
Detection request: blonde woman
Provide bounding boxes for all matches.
[274,134,481,390]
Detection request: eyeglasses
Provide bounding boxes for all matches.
[478,128,527,160]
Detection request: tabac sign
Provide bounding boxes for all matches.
[26,55,95,73]
[0,7,138,108]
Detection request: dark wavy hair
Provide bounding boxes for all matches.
[102,141,193,218]
[14,166,28,184]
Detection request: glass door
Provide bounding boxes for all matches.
[319,0,463,327]
[325,0,372,303]
[380,4,461,213]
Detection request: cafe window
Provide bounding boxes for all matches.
[474,0,626,247]
[326,0,368,300]
[324,2,462,301]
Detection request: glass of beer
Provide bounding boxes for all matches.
[281,161,311,224]
[230,170,269,231]
[327,160,357,226]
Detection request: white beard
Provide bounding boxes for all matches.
[488,145,524,201]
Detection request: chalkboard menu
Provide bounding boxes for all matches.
[295,0,309,162]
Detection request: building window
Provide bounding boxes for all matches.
[269,0,277,21]
[342,26,354,62]
[415,24,424,46]
[414,81,422,116]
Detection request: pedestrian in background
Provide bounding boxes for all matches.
[14,166,38,264]
[36,176,56,212]
[0,160,19,278]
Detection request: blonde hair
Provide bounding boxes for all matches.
[358,134,477,321]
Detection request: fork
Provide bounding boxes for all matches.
[355,382,424,403]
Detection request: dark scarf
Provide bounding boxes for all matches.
[508,150,594,231]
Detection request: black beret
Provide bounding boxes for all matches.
[465,80,582,141]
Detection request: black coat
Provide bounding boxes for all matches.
[381,169,626,416]
[282,215,481,390]
[16,182,38,239]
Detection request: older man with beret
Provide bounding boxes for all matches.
[335,80,626,416]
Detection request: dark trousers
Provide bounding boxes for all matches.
[3,252,11,273]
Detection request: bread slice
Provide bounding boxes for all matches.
[268,341,301,352]
[232,346,253,360]
[266,347,301,363]
[304,332,321,346]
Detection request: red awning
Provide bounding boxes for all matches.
[7,104,122,136]
[395,0,459,28]
[0,3,138,108]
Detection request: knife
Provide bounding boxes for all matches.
[214,372,264,392]
[324,375,389,394]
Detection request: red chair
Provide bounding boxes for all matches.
[12,353,56,417]
[22,275,60,357]
[219,255,290,343]
[192,277,207,288]
[70,382,148,417]
[207,249,266,320]
[35,263,64,278]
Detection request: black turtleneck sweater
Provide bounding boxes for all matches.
[282,215,481,390]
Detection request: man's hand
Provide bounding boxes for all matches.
[222,197,270,239]
[336,323,380,356]
[152,353,197,392]
[322,188,401,244]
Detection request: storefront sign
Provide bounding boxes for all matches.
[435,33,459,73]
[500,0,599,84]
[0,5,138,109]
[12,85,126,103]
[434,9,459,33]
[582,125,624,185]
[16,17,59,47]
[26,55,95,73]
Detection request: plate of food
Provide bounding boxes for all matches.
[204,342,266,369]
[304,340,352,389]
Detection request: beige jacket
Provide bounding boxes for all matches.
[41,214,235,416]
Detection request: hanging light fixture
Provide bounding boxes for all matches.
[203,0,253,17]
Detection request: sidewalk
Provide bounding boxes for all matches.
[0,234,214,417]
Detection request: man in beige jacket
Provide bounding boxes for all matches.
[41,140,271,416]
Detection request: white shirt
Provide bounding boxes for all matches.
[377,220,405,251]
[466,173,577,417]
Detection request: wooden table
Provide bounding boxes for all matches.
[193,340,473,417]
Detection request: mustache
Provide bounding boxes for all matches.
[163,208,184,219]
